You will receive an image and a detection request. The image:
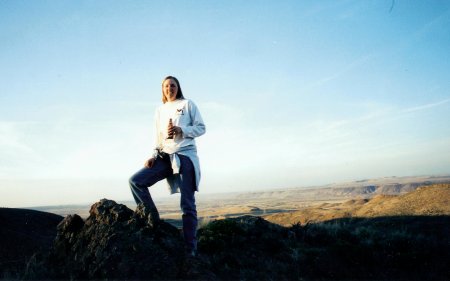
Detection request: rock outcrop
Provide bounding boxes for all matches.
[25,199,213,280]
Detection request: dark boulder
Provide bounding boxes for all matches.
[25,199,214,280]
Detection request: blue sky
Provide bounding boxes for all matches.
[1,0,449,207]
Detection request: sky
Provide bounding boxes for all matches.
[1,0,450,207]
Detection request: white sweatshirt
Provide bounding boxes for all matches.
[153,99,205,193]
[154,99,205,153]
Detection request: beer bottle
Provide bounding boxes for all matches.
[167,118,174,139]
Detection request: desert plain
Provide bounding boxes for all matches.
[34,175,450,228]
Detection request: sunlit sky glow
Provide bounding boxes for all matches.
[1,0,450,207]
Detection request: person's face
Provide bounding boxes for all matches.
[163,78,178,102]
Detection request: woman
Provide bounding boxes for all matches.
[129,76,205,256]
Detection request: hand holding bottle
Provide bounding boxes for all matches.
[167,118,174,139]
[167,118,182,139]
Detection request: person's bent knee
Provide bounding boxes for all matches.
[129,175,139,188]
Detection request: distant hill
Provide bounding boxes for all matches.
[264,184,450,226]
[236,175,450,202]
[0,208,63,279]
[354,184,450,217]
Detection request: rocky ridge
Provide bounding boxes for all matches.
[21,191,450,280]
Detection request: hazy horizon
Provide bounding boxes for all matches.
[2,174,450,208]
[1,1,450,207]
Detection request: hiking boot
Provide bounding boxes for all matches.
[185,246,198,259]
[148,209,161,226]
[136,203,161,227]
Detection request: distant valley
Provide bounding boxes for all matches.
[32,175,450,227]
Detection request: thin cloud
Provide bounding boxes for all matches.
[305,54,372,90]
[402,98,450,114]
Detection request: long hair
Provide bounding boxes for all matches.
[162,76,184,103]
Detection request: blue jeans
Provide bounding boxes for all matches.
[129,154,198,251]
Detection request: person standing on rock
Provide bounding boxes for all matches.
[129,75,205,256]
